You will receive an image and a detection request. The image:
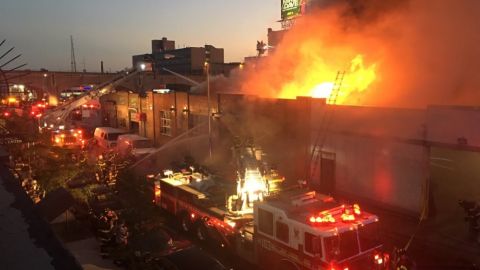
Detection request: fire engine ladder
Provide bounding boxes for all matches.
[307,71,345,183]
[40,69,140,128]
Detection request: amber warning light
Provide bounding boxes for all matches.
[340,204,361,222]
[309,213,336,224]
[308,204,362,225]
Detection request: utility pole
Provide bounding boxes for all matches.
[70,35,77,72]
[205,62,212,159]
[82,57,86,72]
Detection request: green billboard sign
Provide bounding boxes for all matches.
[281,0,304,20]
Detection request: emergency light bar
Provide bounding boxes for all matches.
[308,203,363,225]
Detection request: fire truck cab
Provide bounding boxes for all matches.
[254,189,384,270]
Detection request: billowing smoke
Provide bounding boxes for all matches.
[311,0,408,25]
[199,0,480,108]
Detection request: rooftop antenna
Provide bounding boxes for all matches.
[70,35,77,72]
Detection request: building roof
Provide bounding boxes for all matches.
[36,188,75,222]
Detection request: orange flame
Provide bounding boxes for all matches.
[278,54,377,104]
[235,0,480,108]
[239,8,380,106]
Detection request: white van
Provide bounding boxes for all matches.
[93,127,128,149]
[116,134,156,159]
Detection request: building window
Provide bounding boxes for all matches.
[304,232,322,256]
[258,208,273,236]
[160,110,172,136]
[276,221,289,244]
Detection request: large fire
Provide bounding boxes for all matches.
[240,6,382,106]
[234,0,480,108]
[278,54,377,104]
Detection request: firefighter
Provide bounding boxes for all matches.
[78,150,88,166]
[459,200,480,242]
[106,208,119,227]
[95,154,107,182]
[115,221,129,246]
[392,248,416,270]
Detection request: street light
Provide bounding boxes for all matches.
[204,61,212,159]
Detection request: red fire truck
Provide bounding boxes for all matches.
[51,128,85,148]
[150,147,387,270]
[254,190,385,270]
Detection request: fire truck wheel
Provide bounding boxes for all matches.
[196,223,208,241]
[180,213,192,233]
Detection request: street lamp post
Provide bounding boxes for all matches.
[43,73,47,99]
[205,62,212,159]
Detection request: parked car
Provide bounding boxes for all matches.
[93,127,127,150]
[116,134,156,159]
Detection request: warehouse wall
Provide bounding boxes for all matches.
[102,92,480,218]
[310,101,429,215]
[427,106,480,149]
[424,108,480,238]
[323,134,428,214]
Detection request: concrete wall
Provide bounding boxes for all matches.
[427,106,480,149]
[324,134,428,214]
[424,106,480,227]
[310,100,429,215]
[429,147,480,237]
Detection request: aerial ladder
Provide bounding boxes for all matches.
[39,69,140,130]
[307,71,345,187]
